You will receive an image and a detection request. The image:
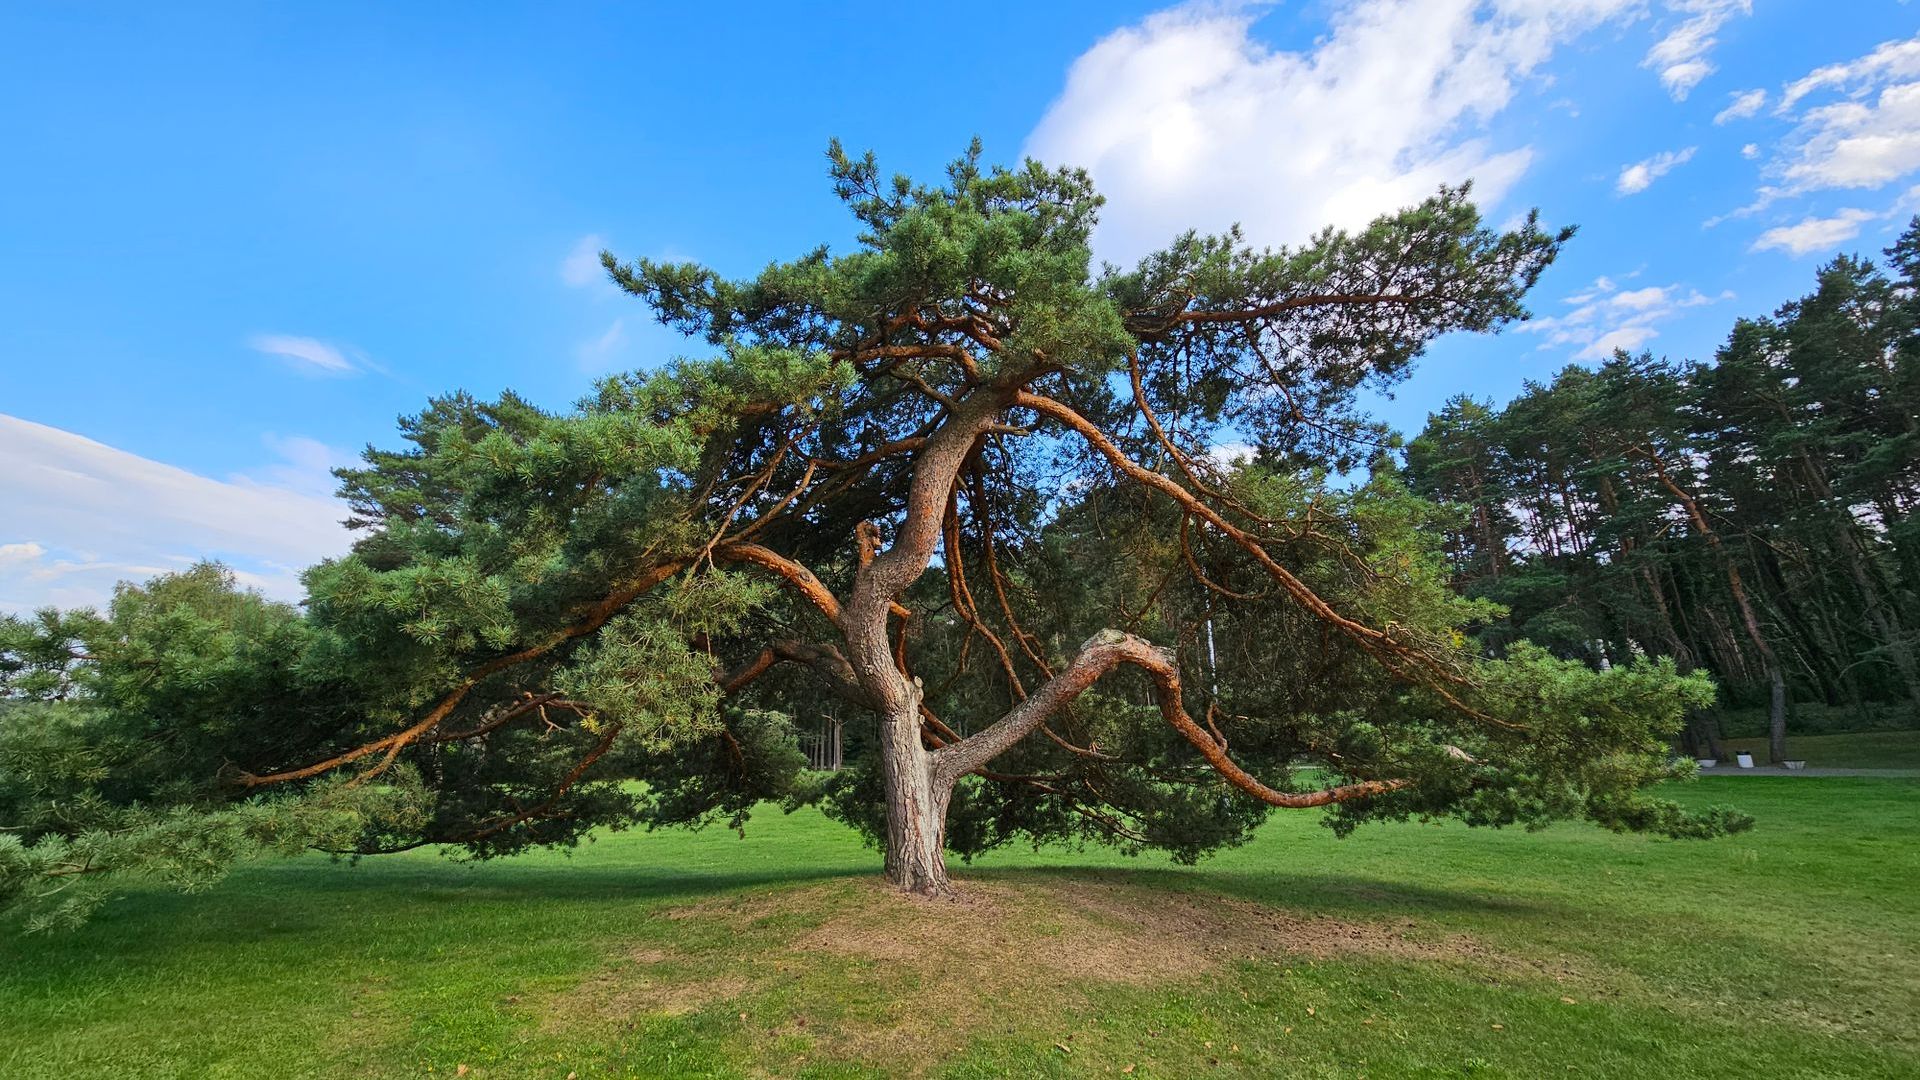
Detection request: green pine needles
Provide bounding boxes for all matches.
[2,143,1752,927]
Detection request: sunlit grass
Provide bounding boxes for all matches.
[3,777,1915,1078]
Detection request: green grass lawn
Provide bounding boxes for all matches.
[3,777,1916,1078]
[1719,730,1920,769]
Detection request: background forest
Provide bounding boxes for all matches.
[1405,224,1920,762]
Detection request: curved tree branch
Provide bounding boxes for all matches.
[934,628,1407,807]
[718,639,877,710]
[1013,389,1515,729]
[715,542,845,625]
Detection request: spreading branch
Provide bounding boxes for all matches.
[236,558,691,788]
[935,629,1408,807]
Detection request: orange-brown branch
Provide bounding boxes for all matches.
[1129,642,1409,808]
[1180,515,1264,602]
[935,629,1408,809]
[944,487,1028,702]
[715,542,844,625]
[1013,389,1510,728]
[237,558,690,788]
[463,719,625,842]
[717,639,875,709]
[967,466,1052,676]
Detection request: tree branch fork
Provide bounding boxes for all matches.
[233,284,1489,834]
[235,384,1427,820]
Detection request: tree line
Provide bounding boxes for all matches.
[1405,225,1920,762]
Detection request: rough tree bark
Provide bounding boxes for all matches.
[878,685,953,895]
[808,384,1420,895]
[839,391,1009,896]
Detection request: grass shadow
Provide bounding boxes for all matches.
[0,856,875,982]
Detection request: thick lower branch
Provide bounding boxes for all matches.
[934,630,1141,783]
[934,628,1408,809]
[1123,640,1412,808]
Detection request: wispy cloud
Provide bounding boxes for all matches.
[561,234,688,375]
[0,415,355,612]
[1522,275,1733,360]
[1750,208,1880,256]
[1713,88,1766,124]
[562,233,610,289]
[1616,147,1697,195]
[1778,34,1920,114]
[1642,0,1752,101]
[1782,82,1920,192]
[251,434,355,498]
[576,317,628,370]
[247,333,374,377]
[1024,0,1650,263]
[0,542,47,566]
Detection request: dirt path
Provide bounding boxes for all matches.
[1696,766,1920,777]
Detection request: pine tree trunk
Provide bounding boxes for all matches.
[1802,454,1920,709]
[838,391,1009,898]
[878,699,953,896]
[1768,664,1788,765]
[1685,713,1725,760]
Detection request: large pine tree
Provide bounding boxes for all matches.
[2,147,1743,924]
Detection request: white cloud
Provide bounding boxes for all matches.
[1616,146,1697,195]
[1024,0,1647,263]
[562,233,610,289]
[1716,31,1920,242]
[1749,208,1879,256]
[1521,275,1732,359]
[0,415,356,613]
[1778,34,1920,113]
[1782,82,1920,191]
[1714,88,1766,124]
[1741,143,1759,160]
[251,434,355,499]
[1588,326,1662,355]
[1642,0,1752,101]
[247,333,369,376]
[1563,275,1617,304]
[1609,285,1670,310]
[0,542,47,566]
[564,234,687,374]
[1208,441,1256,468]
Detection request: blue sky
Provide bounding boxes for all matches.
[4,1,1918,611]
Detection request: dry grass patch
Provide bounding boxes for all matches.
[791,874,1490,983]
[547,870,1506,1073]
